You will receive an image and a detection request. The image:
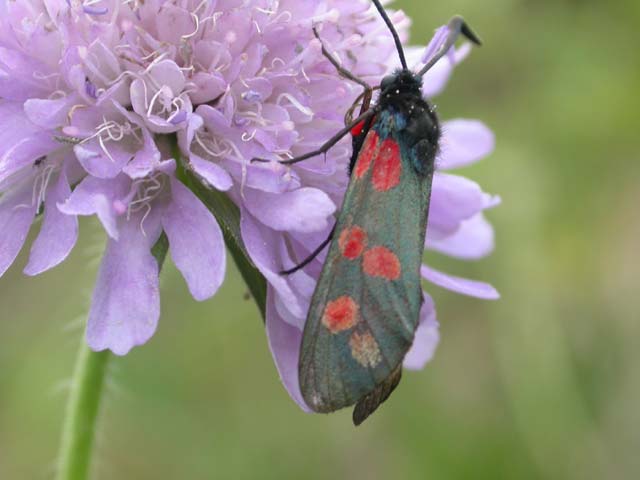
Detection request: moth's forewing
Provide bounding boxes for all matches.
[299,109,435,414]
[352,364,402,425]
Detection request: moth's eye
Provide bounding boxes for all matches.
[380,75,395,90]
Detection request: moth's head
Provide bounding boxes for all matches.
[379,69,423,98]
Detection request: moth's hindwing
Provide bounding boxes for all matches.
[299,114,434,414]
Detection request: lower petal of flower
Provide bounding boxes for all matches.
[426,213,495,260]
[161,178,226,301]
[24,170,78,276]
[0,186,36,277]
[266,287,311,412]
[240,208,306,319]
[404,293,440,370]
[428,172,487,234]
[437,119,495,170]
[86,214,161,356]
[421,264,500,300]
[244,187,336,234]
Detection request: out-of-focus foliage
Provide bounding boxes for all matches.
[0,0,638,478]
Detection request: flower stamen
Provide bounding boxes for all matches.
[194,131,230,158]
[276,93,313,116]
[125,172,166,236]
[14,161,58,211]
[241,130,257,142]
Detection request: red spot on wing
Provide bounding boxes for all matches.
[338,226,368,259]
[354,131,379,179]
[350,120,365,137]
[362,246,401,280]
[371,138,402,191]
[322,296,359,334]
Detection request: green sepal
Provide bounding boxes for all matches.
[151,231,169,270]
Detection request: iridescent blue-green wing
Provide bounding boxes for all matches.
[299,124,434,419]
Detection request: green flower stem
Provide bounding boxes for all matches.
[55,234,168,480]
[55,342,110,480]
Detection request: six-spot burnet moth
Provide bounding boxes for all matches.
[254,0,481,425]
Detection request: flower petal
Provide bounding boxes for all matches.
[427,213,495,260]
[58,174,129,240]
[240,208,306,319]
[404,293,439,370]
[189,71,227,105]
[0,103,57,185]
[265,287,311,412]
[428,173,485,235]
[438,119,495,170]
[0,131,57,186]
[73,141,133,179]
[161,178,226,301]
[24,170,78,275]
[155,4,197,45]
[423,44,471,98]
[189,154,233,191]
[24,96,76,129]
[244,187,335,233]
[0,47,51,100]
[421,264,500,300]
[0,186,36,277]
[177,115,232,191]
[222,159,299,194]
[122,127,161,179]
[86,214,161,355]
[0,102,39,144]
[405,43,471,98]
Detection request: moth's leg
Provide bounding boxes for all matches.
[312,26,377,129]
[280,226,335,275]
[251,108,376,165]
[313,26,371,92]
[345,86,379,125]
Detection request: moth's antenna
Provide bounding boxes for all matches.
[371,0,408,70]
[417,16,482,78]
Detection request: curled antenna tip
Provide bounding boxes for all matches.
[450,15,482,46]
[417,15,483,77]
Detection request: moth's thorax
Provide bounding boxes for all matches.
[375,69,441,176]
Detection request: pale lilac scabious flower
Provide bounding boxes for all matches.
[0,0,227,354]
[0,0,498,405]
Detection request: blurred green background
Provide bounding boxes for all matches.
[1,0,639,478]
